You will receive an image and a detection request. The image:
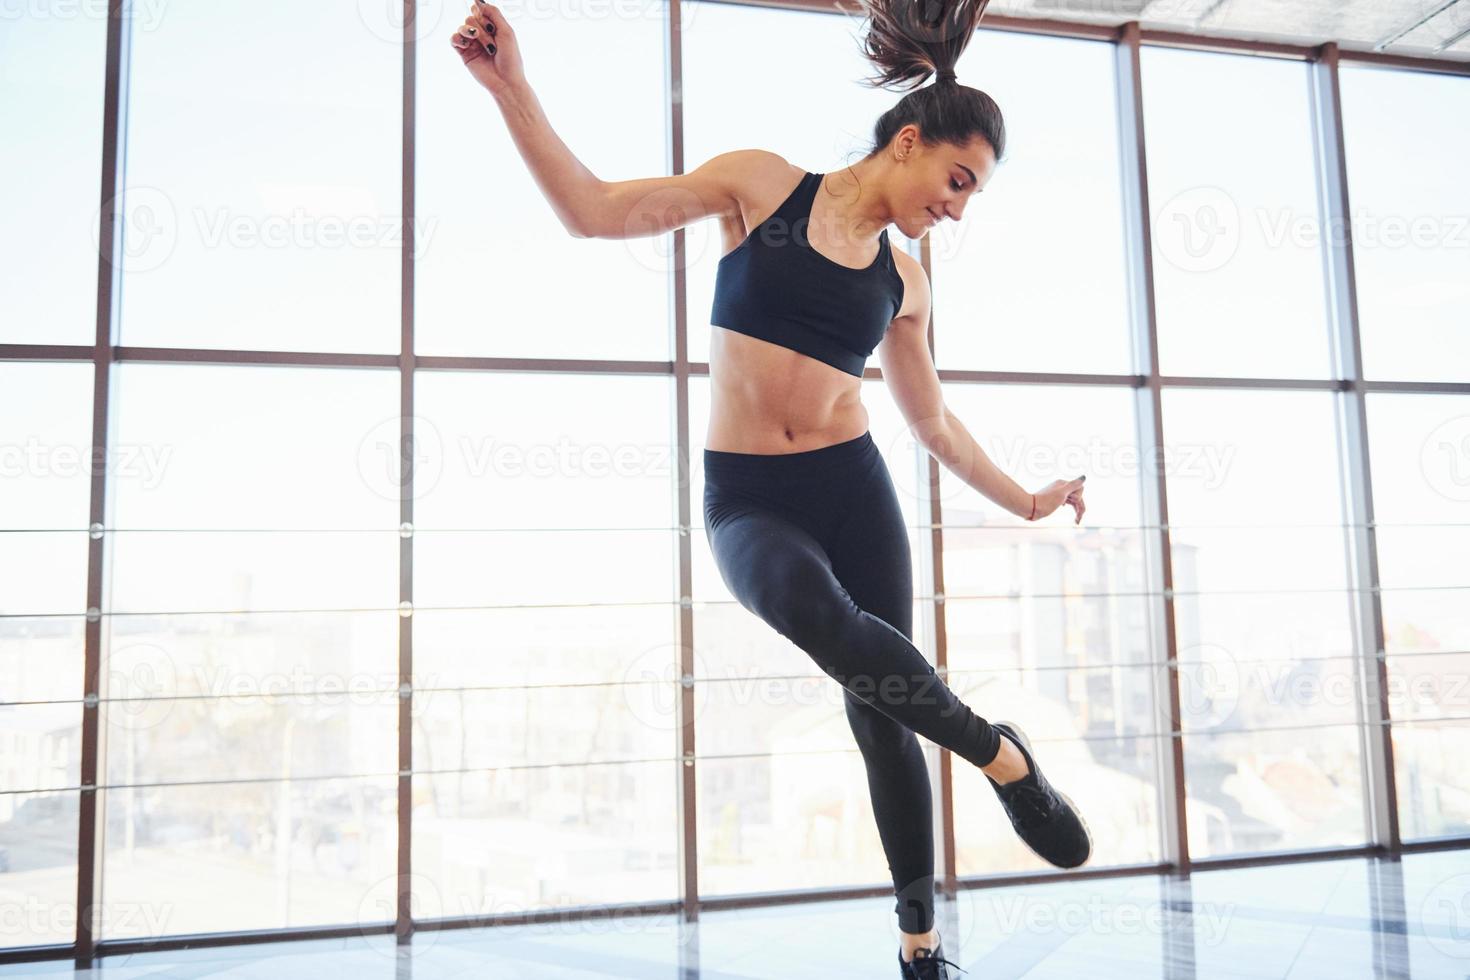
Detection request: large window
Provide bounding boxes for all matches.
[3,1,1467,958]
[416,0,670,361]
[410,372,680,912]
[937,384,1161,872]
[1366,393,1470,841]
[121,0,402,354]
[1339,67,1470,383]
[932,32,1132,376]
[1141,48,1333,380]
[0,14,107,345]
[1164,389,1366,857]
[0,363,93,946]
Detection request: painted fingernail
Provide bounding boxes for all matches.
[467,26,476,34]
[487,41,496,54]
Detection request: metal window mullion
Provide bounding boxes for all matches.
[1309,42,1398,851]
[75,0,133,968]
[1115,23,1189,873]
[666,0,700,930]
[396,0,418,947]
[914,232,957,902]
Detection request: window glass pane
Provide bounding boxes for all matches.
[0,791,79,948]
[103,695,396,785]
[111,365,400,530]
[1340,67,1470,383]
[120,0,401,353]
[415,762,676,916]
[682,0,894,365]
[413,605,675,690]
[1365,392,1470,841]
[412,372,674,530]
[1,617,86,704]
[102,610,397,699]
[0,363,94,529]
[1182,726,1366,858]
[416,0,668,360]
[99,776,396,939]
[937,384,1142,529]
[1366,392,1470,655]
[107,364,400,613]
[0,14,105,345]
[1162,389,1348,586]
[697,751,889,898]
[415,683,669,771]
[1163,389,1365,857]
[1,363,95,616]
[932,32,1131,375]
[1141,47,1331,379]
[411,372,677,609]
[945,593,1154,676]
[1392,719,1470,840]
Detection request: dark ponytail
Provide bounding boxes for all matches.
[845,0,1007,164]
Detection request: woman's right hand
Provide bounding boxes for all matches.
[451,2,525,98]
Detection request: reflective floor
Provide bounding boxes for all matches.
[4,849,1469,978]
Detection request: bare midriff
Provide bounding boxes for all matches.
[705,327,870,453]
[705,165,876,455]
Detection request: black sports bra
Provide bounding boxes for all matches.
[709,171,906,378]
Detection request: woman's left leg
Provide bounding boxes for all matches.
[822,457,937,938]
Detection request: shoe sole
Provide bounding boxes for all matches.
[993,719,1093,869]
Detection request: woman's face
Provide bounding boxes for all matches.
[894,134,996,238]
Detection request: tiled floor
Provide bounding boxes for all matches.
[3,850,1469,978]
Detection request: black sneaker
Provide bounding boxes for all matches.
[898,938,967,979]
[986,721,1092,869]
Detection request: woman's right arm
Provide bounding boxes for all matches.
[456,5,776,241]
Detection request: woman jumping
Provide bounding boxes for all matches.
[454,0,1091,976]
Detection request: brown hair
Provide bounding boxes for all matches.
[845,0,1007,164]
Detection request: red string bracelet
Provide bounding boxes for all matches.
[1028,493,1036,521]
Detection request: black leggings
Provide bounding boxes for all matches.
[702,429,1002,936]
